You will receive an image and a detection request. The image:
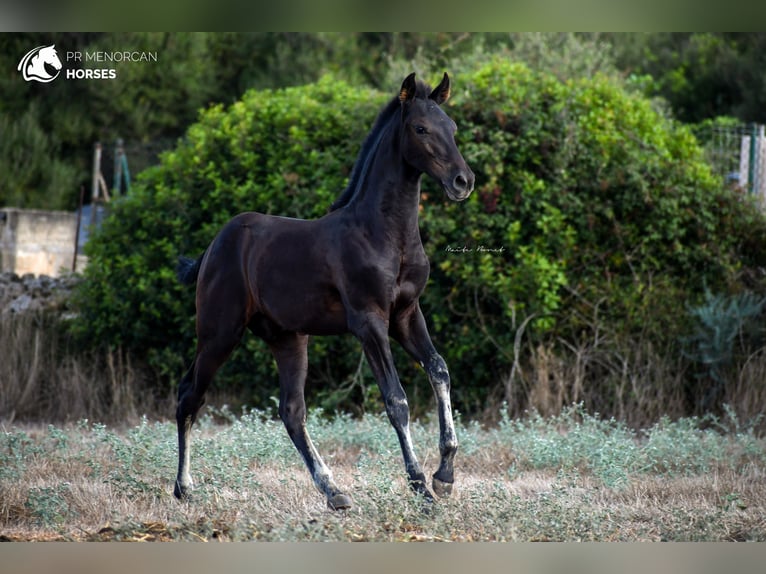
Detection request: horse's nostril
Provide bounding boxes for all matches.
[453,173,475,194]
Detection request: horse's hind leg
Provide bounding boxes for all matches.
[269,332,352,510]
[174,324,244,500]
[175,362,200,499]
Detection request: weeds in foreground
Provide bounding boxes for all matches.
[1,406,764,542]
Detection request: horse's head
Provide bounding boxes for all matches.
[39,45,62,71]
[398,73,475,202]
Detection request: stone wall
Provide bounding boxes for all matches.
[0,208,85,277]
[0,271,80,314]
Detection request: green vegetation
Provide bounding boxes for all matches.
[3,33,766,209]
[0,32,498,210]
[609,33,766,124]
[69,57,766,423]
[1,407,764,541]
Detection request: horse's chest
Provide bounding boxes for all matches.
[394,256,429,304]
[339,237,428,309]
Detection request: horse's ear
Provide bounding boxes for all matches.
[399,73,417,104]
[429,73,451,105]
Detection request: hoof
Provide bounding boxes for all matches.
[432,477,453,498]
[327,493,353,511]
[174,481,192,501]
[416,490,436,516]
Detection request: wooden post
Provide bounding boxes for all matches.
[757,125,766,204]
[91,142,102,202]
[90,142,102,230]
[749,124,758,195]
[114,138,124,196]
[73,184,85,272]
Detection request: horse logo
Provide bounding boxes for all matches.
[17,45,62,83]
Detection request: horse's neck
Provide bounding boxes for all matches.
[354,143,423,245]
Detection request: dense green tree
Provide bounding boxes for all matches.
[1,33,223,209]
[608,33,766,123]
[1,33,100,209]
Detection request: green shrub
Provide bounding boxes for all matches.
[682,289,766,411]
[419,59,766,413]
[72,61,766,419]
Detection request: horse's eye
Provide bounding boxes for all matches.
[414,125,428,135]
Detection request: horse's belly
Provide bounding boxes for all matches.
[301,300,349,336]
[258,285,348,337]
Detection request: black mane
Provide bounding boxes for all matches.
[329,79,432,212]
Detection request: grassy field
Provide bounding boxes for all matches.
[1,404,765,542]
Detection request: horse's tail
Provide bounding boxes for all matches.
[176,253,204,286]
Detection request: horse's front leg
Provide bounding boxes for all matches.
[350,312,432,502]
[392,302,458,498]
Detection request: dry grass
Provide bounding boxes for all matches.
[2,304,766,430]
[2,310,766,542]
[0,313,174,425]
[508,339,690,428]
[1,408,764,542]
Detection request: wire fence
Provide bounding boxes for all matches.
[695,122,766,204]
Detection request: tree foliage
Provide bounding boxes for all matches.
[0,32,494,210]
[609,32,766,124]
[3,33,765,212]
[420,59,766,413]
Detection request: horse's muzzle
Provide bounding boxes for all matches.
[444,169,475,202]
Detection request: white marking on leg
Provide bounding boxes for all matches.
[177,416,194,491]
[300,428,340,497]
[431,378,458,452]
[311,456,334,492]
[400,422,423,475]
[391,396,409,408]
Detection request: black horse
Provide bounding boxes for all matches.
[174,72,475,510]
